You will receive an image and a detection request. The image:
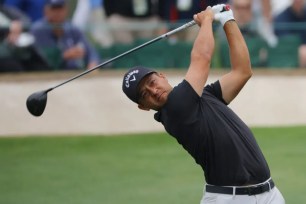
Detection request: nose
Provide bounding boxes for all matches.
[146,86,158,97]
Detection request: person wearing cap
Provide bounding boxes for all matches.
[30,0,100,70]
[122,5,285,204]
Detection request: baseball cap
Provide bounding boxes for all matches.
[122,66,156,103]
[45,0,66,7]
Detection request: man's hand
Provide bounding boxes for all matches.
[193,6,214,26]
[213,4,235,26]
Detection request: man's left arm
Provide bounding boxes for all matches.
[219,20,252,104]
[214,7,252,104]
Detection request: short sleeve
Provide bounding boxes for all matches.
[204,80,228,105]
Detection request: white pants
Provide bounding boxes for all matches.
[200,186,285,204]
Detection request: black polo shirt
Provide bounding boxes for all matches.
[154,80,270,186]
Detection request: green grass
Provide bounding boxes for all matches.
[0,126,305,204]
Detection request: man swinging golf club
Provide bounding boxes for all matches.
[122,4,285,204]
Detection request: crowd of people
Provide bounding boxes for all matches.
[0,0,306,72]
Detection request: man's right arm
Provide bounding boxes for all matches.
[185,7,215,96]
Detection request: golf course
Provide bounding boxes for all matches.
[0,126,305,204]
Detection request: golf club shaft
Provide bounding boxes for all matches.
[50,20,197,91]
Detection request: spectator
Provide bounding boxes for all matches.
[72,0,113,47]
[158,0,205,42]
[159,0,204,21]
[30,0,100,70]
[270,0,291,16]
[217,0,269,67]
[274,0,306,68]
[103,0,162,45]
[0,4,47,72]
[223,0,277,47]
[252,0,278,47]
[228,0,278,46]
[230,0,260,36]
[2,0,45,22]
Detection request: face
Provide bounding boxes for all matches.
[292,0,305,15]
[45,5,68,25]
[231,0,253,26]
[137,73,173,111]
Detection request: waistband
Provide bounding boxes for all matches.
[205,178,275,196]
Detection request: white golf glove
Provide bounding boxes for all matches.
[212,4,235,26]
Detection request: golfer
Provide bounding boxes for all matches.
[122,5,285,204]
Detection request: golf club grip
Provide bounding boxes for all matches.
[162,20,196,38]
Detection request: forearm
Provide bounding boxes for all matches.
[185,8,215,96]
[224,21,252,75]
[219,21,252,103]
[191,18,215,63]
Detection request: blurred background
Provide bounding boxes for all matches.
[1,0,306,71]
[0,0,306,204]
[1,0,305,134]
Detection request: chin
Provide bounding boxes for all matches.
[158,97,168,107]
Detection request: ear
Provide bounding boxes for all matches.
[138,104,150,111]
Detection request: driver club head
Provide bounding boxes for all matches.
[26,90,49,117]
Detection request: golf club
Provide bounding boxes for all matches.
[26,5,230,117]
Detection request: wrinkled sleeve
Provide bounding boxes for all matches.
[204,80,228,105]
